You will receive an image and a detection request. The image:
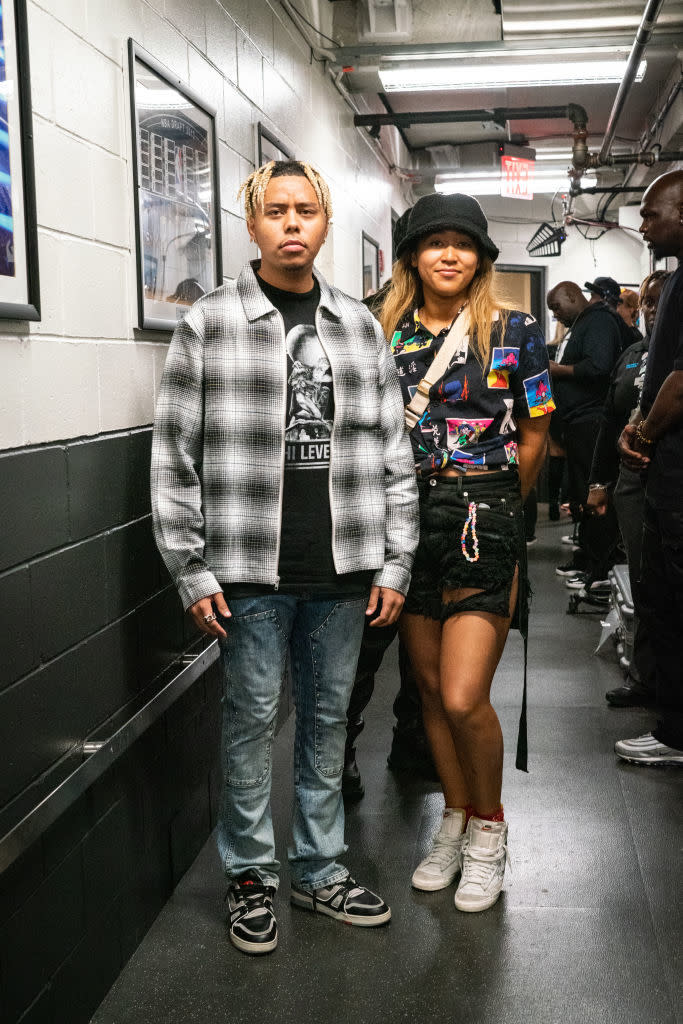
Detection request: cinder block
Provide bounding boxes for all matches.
[248,0,274,63]
[218,142,242,218]
[25,340,100,445]
[59,238,129,340]
[222,80,256,158]
[97,341,156,432]
[262,64,301,143]
[236,30,264,110]
[205,1,238,84]
[91,150,129,250]
[188,47,226,142]
[0,337,29,448]
[52,21,123,155]
[164,0,206,52]
[0,566,38,687]
[221,210,257,280]
[33,121,93,239]
[36,0,87,35]
[0,444,69,570]
[26,6,55,121]
[140,5,189,83]
[86,0,144,64]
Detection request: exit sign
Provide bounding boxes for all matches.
[501,155,536,200]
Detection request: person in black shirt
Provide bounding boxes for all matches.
[615,169,683,766]
[547,281,621,584]
[587,271,669,706]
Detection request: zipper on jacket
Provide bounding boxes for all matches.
[273,308,288,590]
[316,306,339,573]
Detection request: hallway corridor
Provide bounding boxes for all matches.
[91,514,682,1024]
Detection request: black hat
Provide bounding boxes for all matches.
[396,192,499,262]
[393,206,413,253]
[584,276,620,304]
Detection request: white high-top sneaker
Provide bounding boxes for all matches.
[411,808,466,891]
[454,816,508,912]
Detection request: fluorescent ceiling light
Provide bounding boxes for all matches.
[380,45,631,64]
[379,59,646,92]
[504,17,645,33]
[435,168,596,197]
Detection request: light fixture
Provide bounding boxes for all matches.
[379,58,646,92]
[435,168,596,197]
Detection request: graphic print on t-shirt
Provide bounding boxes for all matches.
[523,370,555,418]
[446,418,493,450]
[487,347,519,389]
[285,325,332,468]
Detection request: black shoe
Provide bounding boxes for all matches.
[606,683,655,708]
[342,749,365,801]
[387,734,439,781]
[291,876,391,926]
[548,501,560,521]
[226,871,277,955]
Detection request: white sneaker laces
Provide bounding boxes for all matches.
[461,843,511,886]
[423,833,463,870]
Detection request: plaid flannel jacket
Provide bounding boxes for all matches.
[151,262,419,610]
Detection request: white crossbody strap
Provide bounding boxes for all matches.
[404,309,470,431]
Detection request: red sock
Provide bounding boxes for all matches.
[467,805,504,823]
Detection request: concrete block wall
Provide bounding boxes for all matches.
[1,0,408,452]
[0,4,408,1021]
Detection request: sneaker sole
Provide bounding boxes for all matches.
[290,890,392,926]
[616,753,683,766]
[229,931,278,955]
[454,891,503,912]
[411,870,460,892]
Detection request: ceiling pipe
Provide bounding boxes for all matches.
[597,0,668,164]
[354,104,588,131]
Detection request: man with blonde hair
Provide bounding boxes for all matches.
[151,160,418,954]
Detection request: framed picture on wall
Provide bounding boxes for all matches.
[362,232,380,299]
[257,122,294,167]
[0,0,40,320]
[128,40,222,331]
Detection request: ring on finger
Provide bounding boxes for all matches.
[203,613,216,624]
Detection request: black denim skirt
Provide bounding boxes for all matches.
[405,468,528,632]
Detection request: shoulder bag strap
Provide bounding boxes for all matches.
[404,309,470,431]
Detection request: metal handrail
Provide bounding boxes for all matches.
[0,641,220,873]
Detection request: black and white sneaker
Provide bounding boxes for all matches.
[226,871,277,955]
[291,876,391,926]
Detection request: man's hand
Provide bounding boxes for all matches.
[365,585,405,627]
[586,486,608,516]
[189,592,231,638]
[617,423,650,472]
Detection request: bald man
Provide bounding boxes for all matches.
[546,281,621,580]
[615,169,683,766]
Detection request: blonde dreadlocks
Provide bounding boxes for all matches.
[237,160,333,222]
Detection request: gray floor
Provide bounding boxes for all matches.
[92,513,682,1024]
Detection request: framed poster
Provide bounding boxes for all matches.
[0,0,40,320]
[257,122,294,167]
[362,231,380,299]
[129,40,222,331]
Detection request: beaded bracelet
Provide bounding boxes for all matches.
[635,423,655,448]
[461,501,480,562]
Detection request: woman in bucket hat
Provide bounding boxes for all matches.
[381,193,554,912]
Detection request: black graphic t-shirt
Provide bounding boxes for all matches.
[247,275,371,595]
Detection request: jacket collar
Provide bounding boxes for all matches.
[237,260,342,322]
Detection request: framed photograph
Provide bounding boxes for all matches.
[0,0,40,320]
[257,122,294,167]
[128,40,222,331]
[361,231,380,299]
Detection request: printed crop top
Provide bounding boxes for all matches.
[392,308,555,476]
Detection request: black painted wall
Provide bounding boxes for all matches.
[0,427,223,1024]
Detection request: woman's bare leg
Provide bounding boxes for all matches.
[399,613,469,808]
[439,570,518,815]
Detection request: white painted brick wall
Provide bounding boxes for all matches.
[0,0,408,449]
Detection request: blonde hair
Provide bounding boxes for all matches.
[237,160,333,221]
[380,252,511,368]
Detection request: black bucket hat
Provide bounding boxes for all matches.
[396,192,499,262]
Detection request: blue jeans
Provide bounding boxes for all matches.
[216,593,368,890]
